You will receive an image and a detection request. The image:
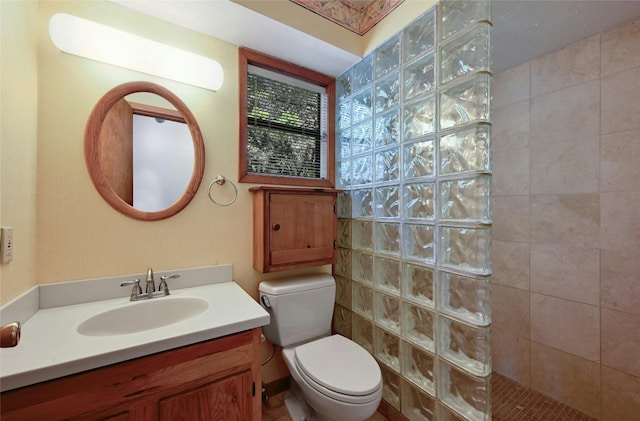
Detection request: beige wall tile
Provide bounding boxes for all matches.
[601,17,640,76]
[492,327,531,386]
[602,308,640,377]
[530,80,600,144]
[601,128,640,192]
[491,284,530,337]
[601,249,640,315]
[530,136,600,194]
[530,194,600,248]
[492,100,529,152]
[492,195,530,242]
[530,293,600,361]
[492,147,530,196]
[602,67,640,135]
[530,243,599,305]
[601,366,640,421]
[531,34,600,97]
[492,240,530,290]
[530,342,601,418]
[601,191,640,251]
[492,62,530,109]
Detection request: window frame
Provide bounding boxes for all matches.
[238,47,336,188]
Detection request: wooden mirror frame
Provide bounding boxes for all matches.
[85,81,205,221]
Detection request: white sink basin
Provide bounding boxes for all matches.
[77,297,209,336]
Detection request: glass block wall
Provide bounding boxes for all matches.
[334,1,492,420]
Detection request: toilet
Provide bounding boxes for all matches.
[259,273,383,421]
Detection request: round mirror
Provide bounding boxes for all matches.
[85,82,205,221]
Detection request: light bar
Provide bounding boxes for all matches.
[49,13,223,91]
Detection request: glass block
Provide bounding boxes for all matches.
[353,88,373,124]
[352,121,373,155]
[352,155,373,186]
[402,381,436,421]
[403,139,435,179]
[337,219,352,248]
[374,185,400,219]
[440,124,491,175]
[441,23,491,84]
[440,226,491,275]
[440,176,491,223]
[381,364,401,408]
[438,315,491,377]
[404,53,435,101]
[375,34,401,79]
[403,182,435,220]
[336,70,351,102]
[353,313,374,353]
[352,220,374,251]
[404,96,436,140]
[403,223,435,262]
[335,248,352,278]
[402,342,435,395]
[374,256,401,296]
[353,54,373,92]
[440,0,491,40]
[438,360,491,421]
[337,160,351,188]
[375,147,400,182]
[337,191,352,218]
[438,404,467,421]
[375,110,400,147]
[335,275,352,309]
[337,98,351,131]
[375,292,401,333]
[376,72,400,113]
[352,251,373,285]
[439,271,491,326]
[333,305,351,338]
[402,263,435,308]
[402,302,435,351]
[352,281,373,319]
[439,75,490,130]
[374,326,401,370]
[375,222,400,256]
[351,188,373,218]
[337,129,351,160]
[403,9,436,62]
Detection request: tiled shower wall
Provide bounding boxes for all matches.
[333,1,493,420]
[491,17,640,420]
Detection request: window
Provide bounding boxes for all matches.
[239,47,335,187]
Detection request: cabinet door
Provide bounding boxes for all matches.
[158,372,252,421]
[269,193,336,267]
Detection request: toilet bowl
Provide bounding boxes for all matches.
[282,335,382,421]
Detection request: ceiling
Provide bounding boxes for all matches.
[111,0,640,77]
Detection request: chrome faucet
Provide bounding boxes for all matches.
[120,268,180,301]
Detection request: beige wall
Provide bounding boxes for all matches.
[491,17,640,420]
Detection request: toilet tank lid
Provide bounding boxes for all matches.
[259,273,334,295]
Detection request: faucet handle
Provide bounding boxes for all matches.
[120,279,142,300]
[159,274,180,294]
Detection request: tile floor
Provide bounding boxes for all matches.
[262,373,598,421]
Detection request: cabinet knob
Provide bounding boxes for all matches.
[272,223,281,231]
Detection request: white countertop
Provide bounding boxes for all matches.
[0,265,270,392]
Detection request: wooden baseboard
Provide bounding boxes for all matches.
[263,376,291,400]
[377,398,409,421]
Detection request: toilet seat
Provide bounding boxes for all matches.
[293,335,382,405]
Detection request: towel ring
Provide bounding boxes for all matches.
[208,175,238,207]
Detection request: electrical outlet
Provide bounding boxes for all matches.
[1,227,13,264]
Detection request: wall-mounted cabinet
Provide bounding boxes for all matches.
[250,187,339,273]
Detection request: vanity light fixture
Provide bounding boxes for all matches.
[48,13,223,91]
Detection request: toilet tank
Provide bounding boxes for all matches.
[259,273,335,347]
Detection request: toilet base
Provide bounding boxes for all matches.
[284,380,334,421]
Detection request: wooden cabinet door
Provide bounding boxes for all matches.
[268,192,336,267]
[158,372,252,421]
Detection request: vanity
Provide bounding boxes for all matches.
[0,264,269,420]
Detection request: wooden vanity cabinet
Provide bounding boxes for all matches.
[0,329,262,421]
[250,187,339,273]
